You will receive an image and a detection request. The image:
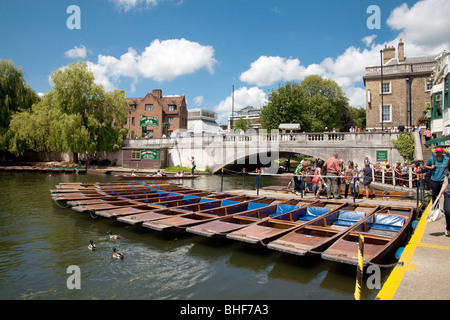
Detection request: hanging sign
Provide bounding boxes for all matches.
[140,116,159,127]
[141,150,158,160]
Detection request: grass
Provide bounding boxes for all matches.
[164,166,209,173]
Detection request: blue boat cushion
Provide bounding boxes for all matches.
[247,202,269,211]
[183,195,199,200]
[199,198,215,203]
[371,214,405,233]
[269,205,299,217]
[167,193,181,197]
[299,207,331,221]
[333,210,366,227]
[220,200,241,207]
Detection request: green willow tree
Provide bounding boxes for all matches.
[6,62,128,160]
[260,75,351,132]
[0,59,40,149]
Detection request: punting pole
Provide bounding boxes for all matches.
[354,234,364,300]
[256,169,260,196]
[300,171,304,198]
[221,168,224,192]
[243,168,246,190]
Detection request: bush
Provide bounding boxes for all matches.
[393,132,415,161]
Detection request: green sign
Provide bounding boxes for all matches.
[141,150,158,160]
[140,116,159,127]
[376,150,388,162]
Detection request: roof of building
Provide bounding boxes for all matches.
[384,55,438,66]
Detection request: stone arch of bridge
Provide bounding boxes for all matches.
[211,148,363,174]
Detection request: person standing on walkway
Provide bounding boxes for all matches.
[435,160,450,236]
[424,128,432,147]
[324,153,342,199]
[190,156,196,175]
[362,161,374,199]
[424,147,449,203]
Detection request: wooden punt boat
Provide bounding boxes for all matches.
[118,196,267,225]
[349,189,410,199]
[266,203,379,256]
[52,188,161,202]
[51,183,188,200]
[87,168,112,175]
[142,199,275,232]
[321,205,414,266]
[71,191,196,213]
[117,174,199,180]
[66,190,218,207]
[94,192,219,218]
[186,199,320,238]
[225,200,347,244]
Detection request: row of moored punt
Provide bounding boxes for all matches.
[51,181,415,267]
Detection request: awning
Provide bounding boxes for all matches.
[425,134,450,146]
[279,123,301,131]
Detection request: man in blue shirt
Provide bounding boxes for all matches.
[425,147,450,203]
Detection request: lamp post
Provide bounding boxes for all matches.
[380,49,384,132]
[231,84,235,130]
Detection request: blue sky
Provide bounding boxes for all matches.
[1,0,450,123]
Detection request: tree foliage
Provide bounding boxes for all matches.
[233,118,251,133]
[0,59,40,148]
[393,132,415,161]
[6,62,128,156]
[260,75,358,132]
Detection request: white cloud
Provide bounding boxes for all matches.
[194,96,204,106]
[237,0,450,110]
[239,45,383,108]
[214,86,267,124]
[387,0,450,49]
[138,39,216,82]
[239,56,307,87]
[64,45,88,59]
[110,0,158,11]
[87,39,217,92]
[362,35,377,47]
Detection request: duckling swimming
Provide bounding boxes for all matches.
[88,240,96,251]
[107,230,119,240]
[112,247,124,260]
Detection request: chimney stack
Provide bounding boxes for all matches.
[398,38,405,63]
[152,89,162,99]
[383,45,396,65]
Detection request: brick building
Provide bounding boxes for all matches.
[125,89,188,138]
[363,39,436,131]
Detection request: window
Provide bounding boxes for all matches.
[145,104,153,111]
[426,80,433,92]
[381,82,391,94]
[130,104,136,110]
[168,105,176,112]
[381,105,392,123]
[434,93,443,118]
[131,150,141,160]
[168,117,173,125]
[131,117,135,126]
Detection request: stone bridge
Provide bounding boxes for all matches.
[122,131,422,174]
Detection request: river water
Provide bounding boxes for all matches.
[0,171,395,300]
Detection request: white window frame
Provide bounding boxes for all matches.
[380,82,392,94]
[380,104,392,123]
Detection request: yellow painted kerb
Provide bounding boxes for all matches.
[375,202,431,300]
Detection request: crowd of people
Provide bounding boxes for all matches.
[288,151,442,201]
[288,153,368,200]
